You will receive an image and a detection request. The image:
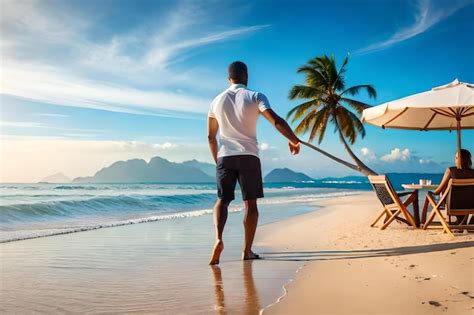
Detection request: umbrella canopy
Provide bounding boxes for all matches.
[362,79,474,159]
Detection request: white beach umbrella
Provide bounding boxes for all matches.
[361,79,474,158]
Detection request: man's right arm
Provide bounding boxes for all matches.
[207,116,219,163]
[260,109,300,155]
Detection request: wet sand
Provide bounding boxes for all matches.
[0,202,309,314]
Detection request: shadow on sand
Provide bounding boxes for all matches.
[258,241,474,261]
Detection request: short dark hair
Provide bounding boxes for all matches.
[460,149,472,170]
[228,61,247,82]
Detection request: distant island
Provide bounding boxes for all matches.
[264,168,314,183]
[40,173,72,183]
[72,156,214,183]
[38,155,443,188]
[39,156,316,184]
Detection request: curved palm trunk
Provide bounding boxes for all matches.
[300,141,360,172]
[336,128,378,176]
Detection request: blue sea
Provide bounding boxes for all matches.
[0,181,371,243]
[0,173,442,243]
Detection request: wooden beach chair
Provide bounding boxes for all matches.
[422,178,474,237]
[368,175,418,229]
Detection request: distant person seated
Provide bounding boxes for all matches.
[430,149,474,224]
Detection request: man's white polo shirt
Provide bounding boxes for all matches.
[208,84,271,158]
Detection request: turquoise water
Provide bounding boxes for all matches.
[0,183,362,242]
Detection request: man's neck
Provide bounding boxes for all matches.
[229,83,247,90]
[230,80,247,86]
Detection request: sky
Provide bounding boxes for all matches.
[1,0,473,183]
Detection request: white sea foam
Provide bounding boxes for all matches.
[0,184,361,243]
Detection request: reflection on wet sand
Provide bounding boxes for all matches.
[211,262,261,314]
[211,265,225,313]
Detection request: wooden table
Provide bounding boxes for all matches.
[402,184,439,225]
[401,184,438,190]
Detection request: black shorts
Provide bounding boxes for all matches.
[216,155,264,201]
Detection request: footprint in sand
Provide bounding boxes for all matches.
[461,291,474,299]
[428,301,442,307]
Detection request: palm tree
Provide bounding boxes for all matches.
[287,54,377,176]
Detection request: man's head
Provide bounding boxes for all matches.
[228,61,248,85]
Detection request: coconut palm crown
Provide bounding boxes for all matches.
[287,54,377,175]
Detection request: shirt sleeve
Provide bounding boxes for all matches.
[208,100,216,118]
[255,92,271,112]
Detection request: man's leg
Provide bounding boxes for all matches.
[209,199,230,265]
[242,199,259,260]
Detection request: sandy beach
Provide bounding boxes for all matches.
[1,191,473,314]
[257,192,474,314]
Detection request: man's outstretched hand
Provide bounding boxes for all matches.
[289,141,300,155]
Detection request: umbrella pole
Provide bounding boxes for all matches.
[456,118,461,169]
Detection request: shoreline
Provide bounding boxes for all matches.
[255,192,474,314]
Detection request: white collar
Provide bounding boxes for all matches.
[229,83,247,91]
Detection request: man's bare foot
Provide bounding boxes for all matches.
[209,240,224,265]
[242,250,260,260]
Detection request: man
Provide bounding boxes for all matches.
[207,61,300,265]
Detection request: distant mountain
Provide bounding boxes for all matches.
[40,172,71,183]
[73,156,214,183]
[181,159,215,177]
[264,168,314,183]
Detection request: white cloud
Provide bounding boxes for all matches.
[0,1,269,117]
[33,113,69,118]
[364,147,445,173]
[356,0,470,54]
[153,142,179,150]
[0,121,48,128]
[381,148,411,162]
[259,142,271,151]
[419,158,435,164]
[0,120,109,134]
[1,62,211,116]
[145,24,269,68]
[360,147,376,160]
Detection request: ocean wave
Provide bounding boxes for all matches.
[0,207,243,243]
[259,190,360,205]
[0,186,362,243]
[53,185,101,190]
[322,180,366,184]
[0,193,216,223]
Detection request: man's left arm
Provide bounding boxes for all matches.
[207,116,219,163]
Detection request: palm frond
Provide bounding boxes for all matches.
[335,109,356,144]
[286,99,320,122]
[344,108,366,138]
[341,85,377,99]
[308,56,331,82]
[289,53,376,149]
[296,66,327,87]
[335,107,366,144]
[333,53,349,91]
[340,97,371,114]
[294,110,317,135]
[309,107,330,144]
[288,85,321,100]
[327,54,339,88]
